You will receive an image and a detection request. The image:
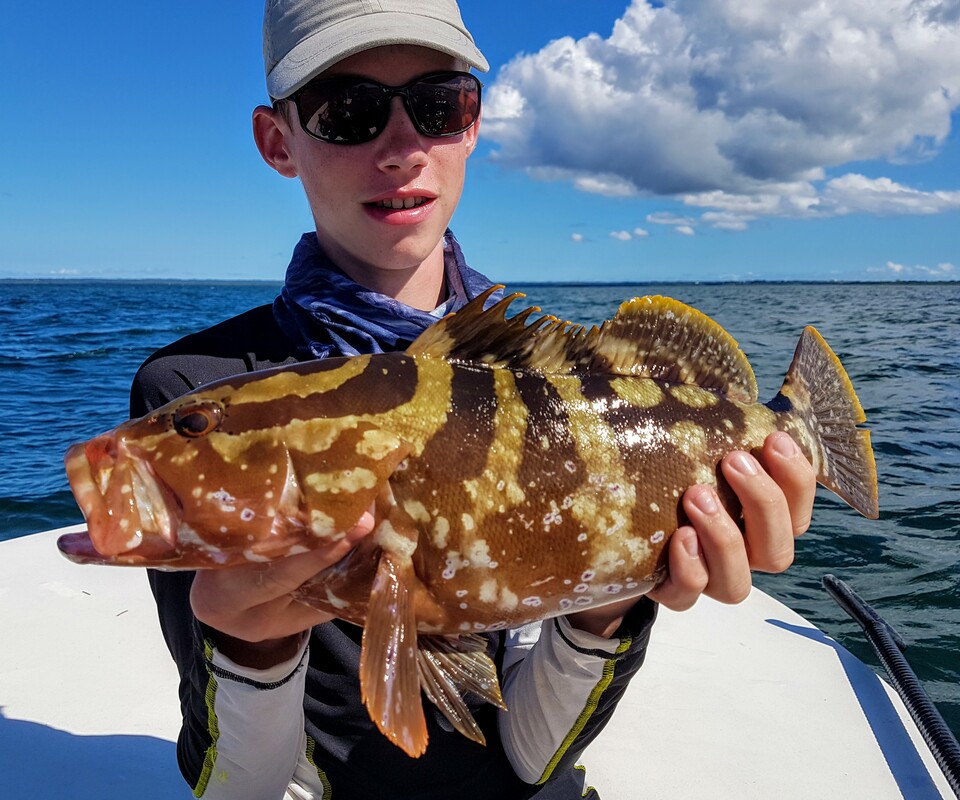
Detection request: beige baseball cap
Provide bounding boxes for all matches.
[264,0,489,99]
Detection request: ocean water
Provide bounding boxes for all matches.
[2,279,958,732]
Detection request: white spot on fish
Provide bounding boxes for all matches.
[456,589,468,598]
[443,552,469,580]
[356,429,400,461]
[478,580,497,603]
[694,464,716,487]
[461,513,475,532]
[559,598,573,611]
[468,539,492,567]
[625,537,652,565]
[374,520,417,558]
[574,583,589,593]
[208,489,237,513]
[432,516,450,549]
[581,570,595,582]
[240,509,255,522]
[460,603,468,610]
[522,596,542,608]
[310,510,337,538]
[605,584,623,594]
[543,507,562,530]
[577,532,588,542]
[306,468,377,494]
[651,530,665,544]
[403,500,431,524]
[325,589,350,610]
[499,587,518,611]
[564,461,577,473]
[575,596,594,606]
[650,502,660,513]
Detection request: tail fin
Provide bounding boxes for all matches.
[779,327,879,519]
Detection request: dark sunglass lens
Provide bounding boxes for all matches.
[297,80,388,144]
[409,74,480,136]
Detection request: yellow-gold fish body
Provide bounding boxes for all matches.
[60,289,878,757]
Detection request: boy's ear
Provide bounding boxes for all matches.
[253,105,299,178]
[464,109,481,158]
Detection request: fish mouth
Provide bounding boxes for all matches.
[64,435,182,558]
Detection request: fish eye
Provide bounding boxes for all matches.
[172,401,223,438]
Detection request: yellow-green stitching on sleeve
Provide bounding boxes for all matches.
[193,639,222,797]
[304,735,333,800]
[574,764,597,797]
[536,635,633,785]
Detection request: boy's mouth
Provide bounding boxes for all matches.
[370,196,430,210]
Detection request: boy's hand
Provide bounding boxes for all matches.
[190,510,376,668]
[570,431,816,636]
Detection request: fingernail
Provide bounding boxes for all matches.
[729,451,759,476]
[692,487,720,514]
[772,432,800,457]
[681,530,701,558]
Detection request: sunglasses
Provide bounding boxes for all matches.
[287,70,482,145]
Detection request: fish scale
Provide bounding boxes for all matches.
[59,287,878,758]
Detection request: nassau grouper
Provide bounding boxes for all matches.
[60,288,878,757]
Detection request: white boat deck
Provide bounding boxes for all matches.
[0,526,951,799]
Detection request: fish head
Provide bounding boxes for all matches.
[62,393,298,565]
[61,363,415,567]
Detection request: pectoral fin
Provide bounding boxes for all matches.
[360,552,428,757]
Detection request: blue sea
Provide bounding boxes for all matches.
[2,279,958,732]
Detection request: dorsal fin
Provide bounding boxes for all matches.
[408,286,758,402]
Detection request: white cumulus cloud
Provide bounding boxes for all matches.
[482,0,960,226]
[869,260,957,278]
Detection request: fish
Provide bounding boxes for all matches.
[60,288,879,757]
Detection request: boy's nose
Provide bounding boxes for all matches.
[374,98,430,171]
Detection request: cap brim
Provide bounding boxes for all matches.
[267,12,489,99]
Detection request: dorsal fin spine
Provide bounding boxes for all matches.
[406,287,758,400]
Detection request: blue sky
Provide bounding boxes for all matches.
[1,1,957,283]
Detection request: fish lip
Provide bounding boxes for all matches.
[64,436,182,557]
[65,439,112,553]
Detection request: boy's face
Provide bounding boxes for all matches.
[269,45,480,289]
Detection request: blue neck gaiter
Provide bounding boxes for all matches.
[273,230,498,359]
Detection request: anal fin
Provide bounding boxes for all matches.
[417,634,506,746]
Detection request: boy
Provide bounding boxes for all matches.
[133,2,816,797]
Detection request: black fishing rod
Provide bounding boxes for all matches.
[823,574,960,797]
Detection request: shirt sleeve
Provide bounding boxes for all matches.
[191,636,310,799]
[497,598,658,785]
